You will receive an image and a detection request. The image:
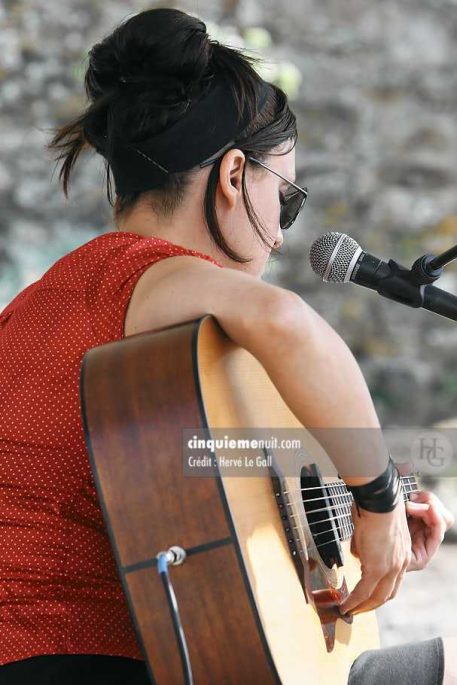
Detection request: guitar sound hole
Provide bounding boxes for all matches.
[300,466,343,570]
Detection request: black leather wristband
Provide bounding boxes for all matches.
[344,456,402,514]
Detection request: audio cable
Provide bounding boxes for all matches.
[156,546,193,685]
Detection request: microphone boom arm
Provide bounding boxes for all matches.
[353,254,457,321]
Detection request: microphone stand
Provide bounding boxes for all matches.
[353,244,457,322]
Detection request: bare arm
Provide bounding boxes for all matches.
[126,255,412,615]
[126,255,387,480]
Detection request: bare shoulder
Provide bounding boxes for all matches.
[124,254,219,337]
[123,253,301,340]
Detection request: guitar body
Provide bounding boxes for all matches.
[80,315,379,685]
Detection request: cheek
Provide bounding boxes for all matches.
[265,195,282,239]
[251,185,281,234]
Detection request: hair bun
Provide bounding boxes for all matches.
[86,8,212,103]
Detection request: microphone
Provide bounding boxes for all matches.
[309,232,457,322]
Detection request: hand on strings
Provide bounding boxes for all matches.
[339,498,411,616]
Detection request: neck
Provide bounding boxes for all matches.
[114,191,223,261]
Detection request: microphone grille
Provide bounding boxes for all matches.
[309,231,361,282]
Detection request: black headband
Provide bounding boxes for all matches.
[103,75,270,196]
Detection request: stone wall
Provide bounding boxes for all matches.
[1,0,456,427]
[1,0,457,652]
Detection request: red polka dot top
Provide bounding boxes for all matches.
[0,230,223,666]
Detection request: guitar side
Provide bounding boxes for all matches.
[80,316,281,684]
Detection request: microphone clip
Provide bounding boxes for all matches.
[377,259,426,308]
[410,254,443,285]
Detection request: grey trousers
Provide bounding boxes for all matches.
[348,636,444,685]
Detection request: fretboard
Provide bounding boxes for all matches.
[310,474,419,542]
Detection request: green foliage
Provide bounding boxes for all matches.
[200,20,302,100]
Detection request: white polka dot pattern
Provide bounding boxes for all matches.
[0,231,223,666]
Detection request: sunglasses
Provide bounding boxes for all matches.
[247,156,308,230]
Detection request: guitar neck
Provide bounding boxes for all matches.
[322,474,419,542]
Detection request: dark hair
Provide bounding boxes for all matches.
[47,8,297,263]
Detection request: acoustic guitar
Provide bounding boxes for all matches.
[80,314,418,685]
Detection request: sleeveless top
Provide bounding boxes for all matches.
[0,230,223,666]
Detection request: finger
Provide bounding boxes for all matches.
[410,491,455,529]
[408,500,454,534]
[349,568,400,615]
[405,503,433,534]
[339,574,379,615]
[444,508,455,530]
[409,489,431,503]
[408,528,428,570]
[408,501,441,534]
[435,501,456,530]
[423,505,446,556]
[408,504,445,570]
[340,562,401,615]
[388,563,408,599]
[405,501,431,523]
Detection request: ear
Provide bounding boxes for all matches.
[217,148,246,209]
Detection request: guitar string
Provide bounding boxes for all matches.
[315,536,349,551]
[282,482,417,508]
[281,475,418,496]
[284,490,415,519]
[289,476,418,493]
[285,499,410,527]
[287,519,353,540]
[284,496,413,532]
[288,485,415,507]
[280,500,415,547]
[296,482,417,508]
[286,491,415,536]
[286,498,358,517]
[285,534,341,553]
[276,479,419,552]
[280,482,418,508]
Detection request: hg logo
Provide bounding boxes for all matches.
[411,431,454,473]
